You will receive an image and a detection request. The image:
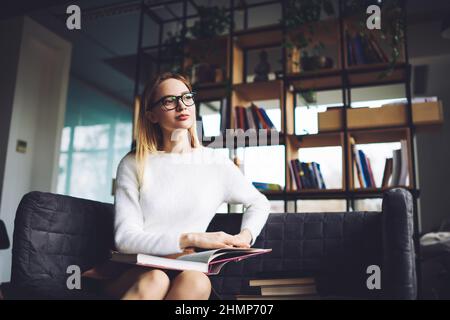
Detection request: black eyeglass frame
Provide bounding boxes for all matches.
[148,91,197,111]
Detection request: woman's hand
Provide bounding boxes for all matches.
[180,231,251,250]
[235,228,253,246]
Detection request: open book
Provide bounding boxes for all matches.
[111,247,272,275]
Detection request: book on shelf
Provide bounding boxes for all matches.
[236,277,319,300]
[220,97,227,133]
[234,103,277,131]
[110,247,272,276]
[399,140,409,186]
[252,182,282,191]
[289,159,326,190]
[390,140,409,186]
[245,107,257,130]
[381,158,393,187]
[249,277,315,287]
[352,138,409,189]
[358,150,375,188]
[346,31,389,66]
[350,138,376,188]
[261,284,317,296]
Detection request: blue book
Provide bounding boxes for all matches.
[301,162,314,189]
[258,108,276,130]
[315,163,326,189]
[358,150,372,188]
[353,34,366,65]
[346,31,354,66]
[252,182,281,191]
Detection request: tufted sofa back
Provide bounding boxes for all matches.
[9,189,416,299]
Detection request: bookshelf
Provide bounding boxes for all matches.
[132,0,443,217]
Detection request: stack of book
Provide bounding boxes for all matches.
[351,138,409,188]
[252,182,282,191]
[289,159,326,190]
[382,140,409,187]
[236,277,319,300]
[351,138,376,188]
[346,31,389,66]
[234,103,276,131]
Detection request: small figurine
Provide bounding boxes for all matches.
[254,50,271,82]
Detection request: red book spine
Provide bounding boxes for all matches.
[240,107,245,130]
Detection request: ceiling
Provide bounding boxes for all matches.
[2,0,450,108]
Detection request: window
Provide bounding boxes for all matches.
[236,145,285,188]
[58,77,133,203]
[198,100,223,137]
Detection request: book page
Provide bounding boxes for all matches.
[177,247,270,263]
[177,249,221,263]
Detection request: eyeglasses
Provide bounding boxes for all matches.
[149,92,196,111]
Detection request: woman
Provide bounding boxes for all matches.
[104,72,270,300]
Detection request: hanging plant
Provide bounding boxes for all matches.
[343,0,405,78]
[282,0,336,71]
[159,30,184,73]
[188,5,230,40]
[186,5,231,84]
[284,0,335,30]
[283,0,336,50]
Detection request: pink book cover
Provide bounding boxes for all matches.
[111,248,273,276]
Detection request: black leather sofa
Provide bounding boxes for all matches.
[5,188,417,300]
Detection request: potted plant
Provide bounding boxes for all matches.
[186,5,231,84]
[159,30,184,74]
[283,0,336,73]
[343,0,405,77]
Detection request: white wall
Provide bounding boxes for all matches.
[0,16,72,283]
[408,20,450,233]
[411,55,450,233]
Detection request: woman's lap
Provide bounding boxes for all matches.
[88,262,182,299]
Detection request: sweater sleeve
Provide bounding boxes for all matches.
[222,157,271,246]
[114,154,184,255]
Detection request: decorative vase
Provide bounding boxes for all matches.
[192,63,215,84]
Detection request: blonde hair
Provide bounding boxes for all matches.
[134,72,201,188]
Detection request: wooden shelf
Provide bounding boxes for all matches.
[233,80,283,101]
[286,68,343,91]
[234,24,283,49]
[349,127,409,144]
[262,187,419,201]
[286,63,408,92]
[193,82,228,102]
[347,64,407,87]
[317,100,444,132]
[351,186,412,193]
[262,190,285,200]
[350,187,419,199]
[286,189,347,200]
[287,132,344,148]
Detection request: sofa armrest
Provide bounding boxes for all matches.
[382,188,417,299]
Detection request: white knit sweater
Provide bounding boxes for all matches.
[114,146,271,256]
